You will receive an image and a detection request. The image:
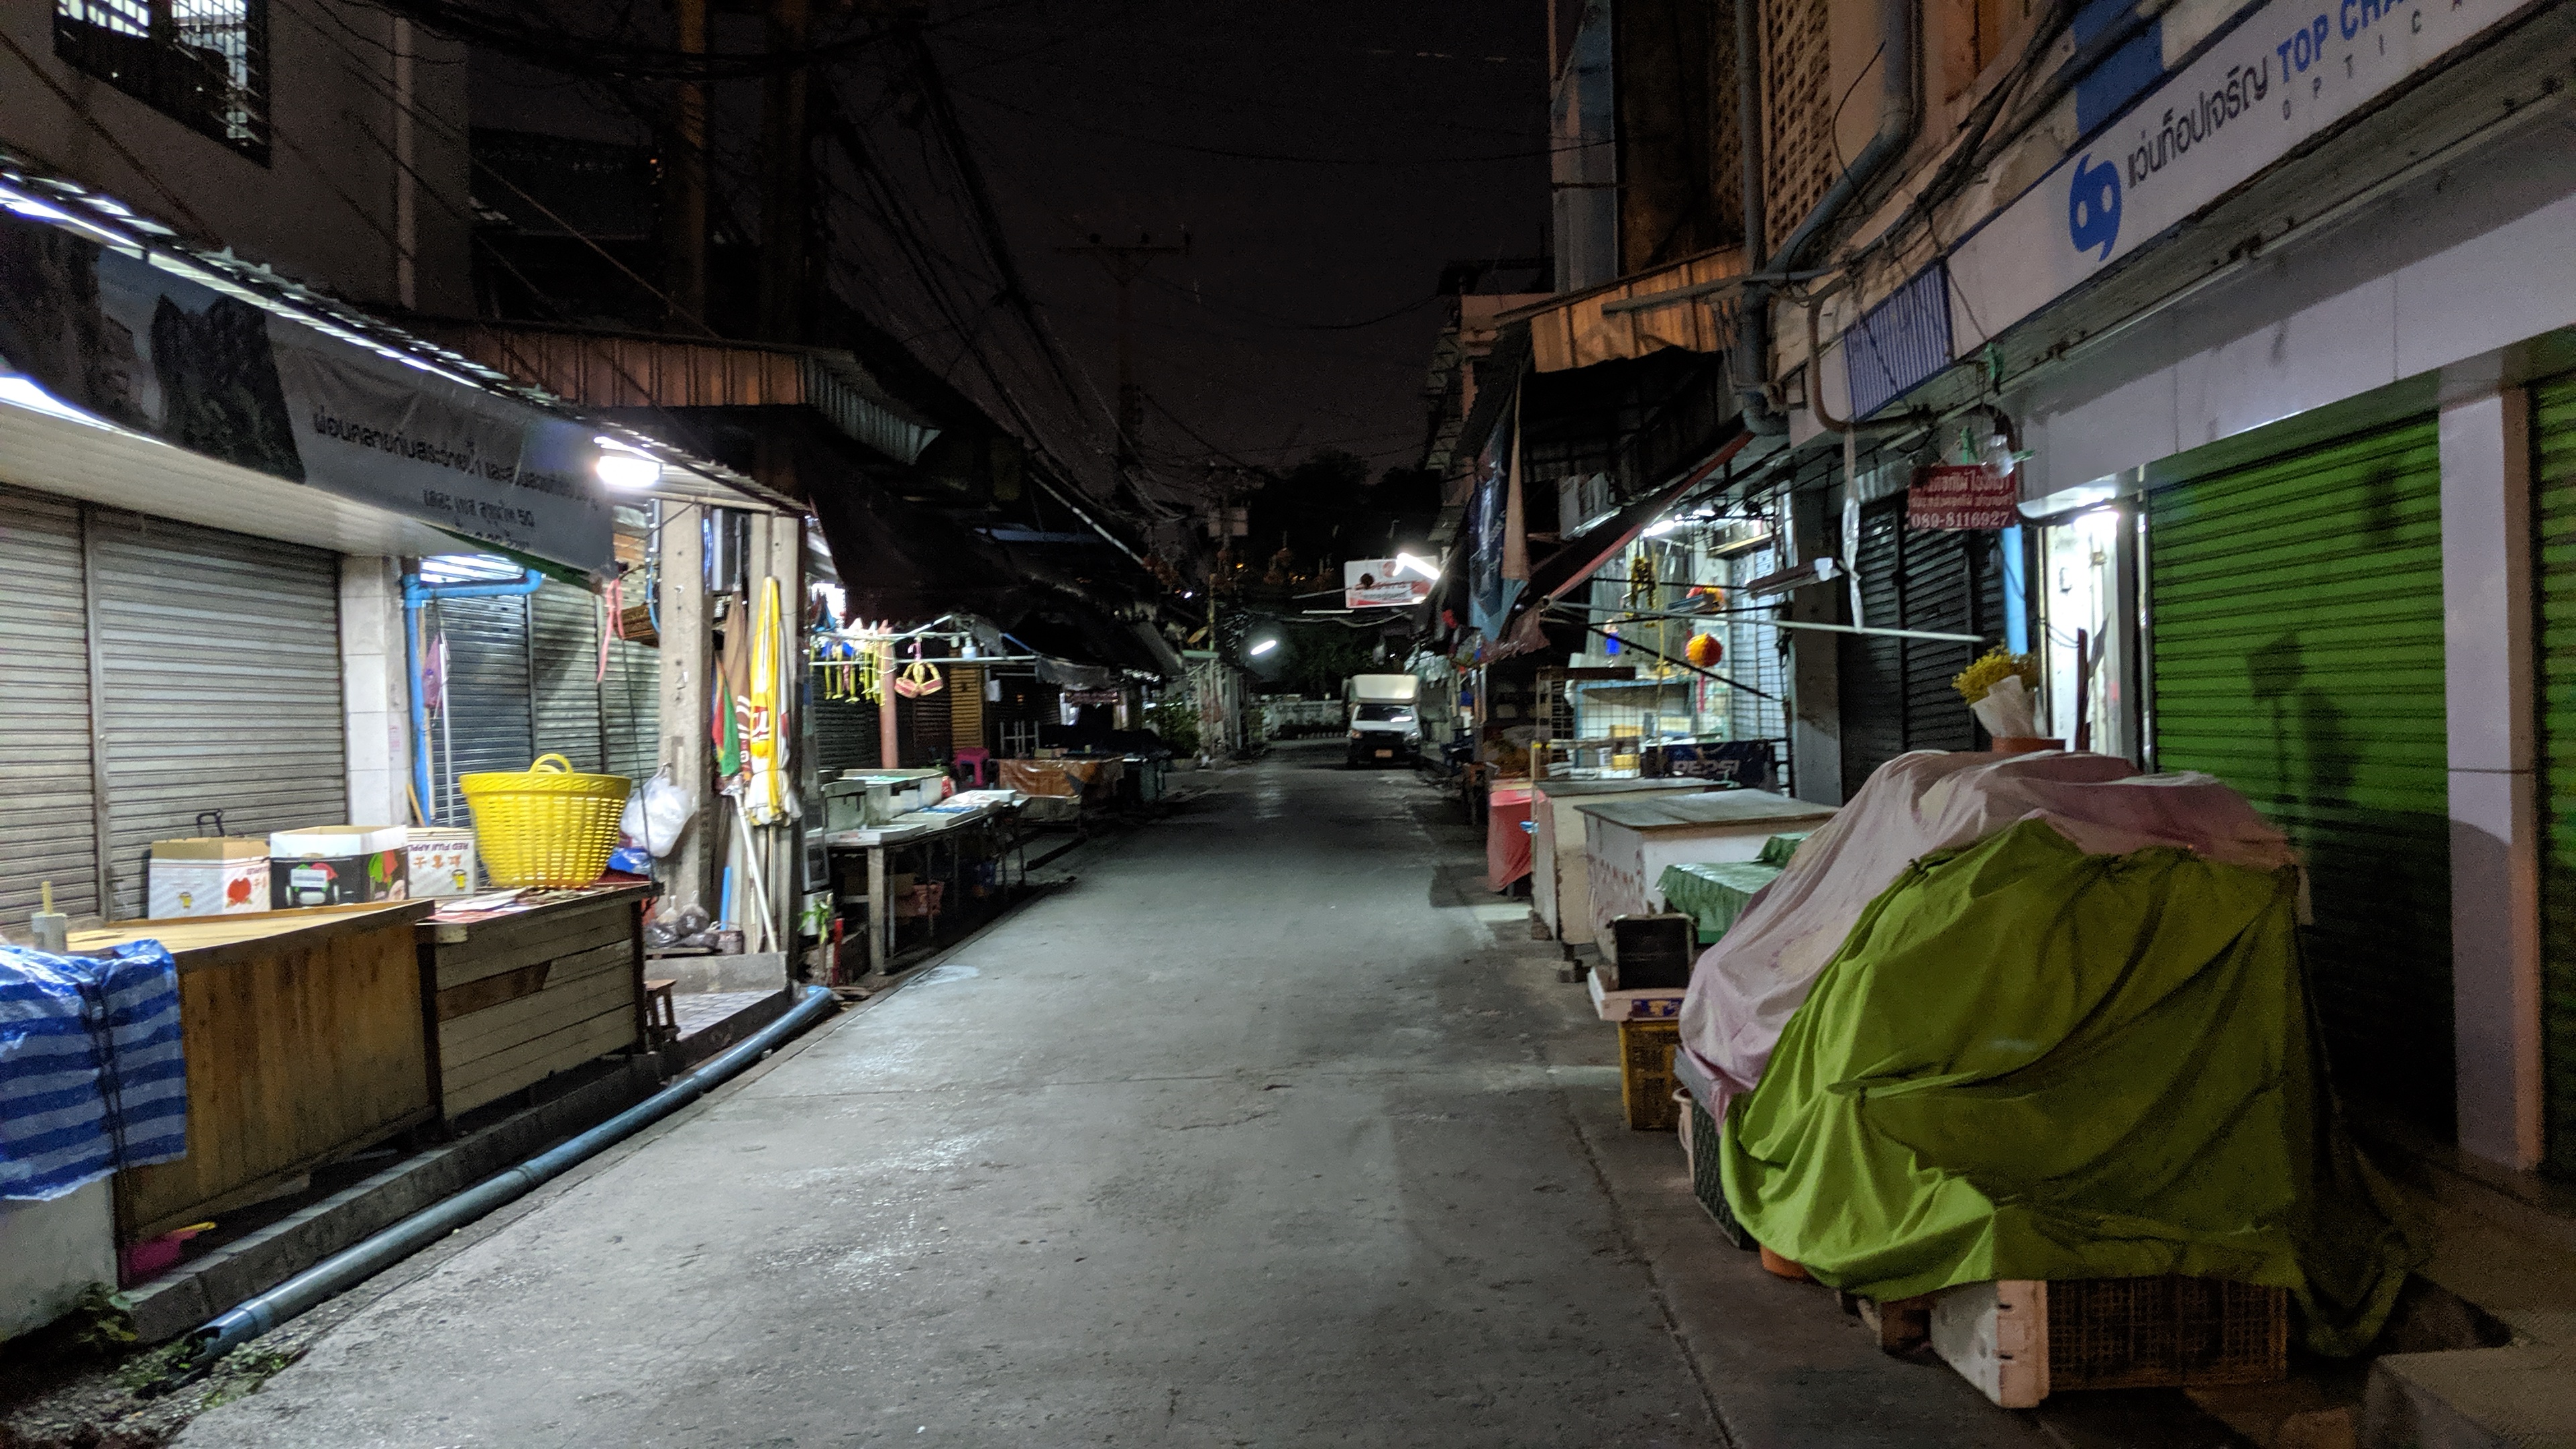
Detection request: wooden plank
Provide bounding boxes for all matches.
[440,1008,637,1118]
[424,891,639,953]
[430,901,629,975]
[72,900,437,975]
[423,882,651,947]
[435,961,551,1022]
[438,964,637,1062]
[432,908,635,989]
[113,912,431,1240]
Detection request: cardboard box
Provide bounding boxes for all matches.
[270,826,409,909]
[147,838,271,918]
[406,828,478,898]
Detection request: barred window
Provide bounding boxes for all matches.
[54,0,271,164]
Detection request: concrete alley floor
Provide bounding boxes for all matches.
[175,744,2252,1448]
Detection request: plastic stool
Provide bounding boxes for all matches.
[953,747,991,788]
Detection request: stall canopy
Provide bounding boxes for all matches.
[1496,426,1752,649]
[0,150,780,577]
[1505,248,1747,374]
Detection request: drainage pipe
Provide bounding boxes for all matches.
[1735,0,1920,428]
[164,983,839,1379]
[401,568,545,822]
[1733,0,1787,434]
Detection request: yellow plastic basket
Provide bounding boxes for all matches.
[458,753,632,888]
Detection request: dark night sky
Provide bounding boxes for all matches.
[473,1,1550,500]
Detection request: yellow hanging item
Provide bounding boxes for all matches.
[745,578,786,824]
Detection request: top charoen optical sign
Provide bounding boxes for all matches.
[1947,0,2516,352]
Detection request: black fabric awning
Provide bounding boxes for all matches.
[809,476,1179,677]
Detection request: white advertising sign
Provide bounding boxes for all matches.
[1345,557,1433,610]
[1947,0,2520,354]
[0,210,614,574]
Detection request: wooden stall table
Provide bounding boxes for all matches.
[1574,790,1838,938]
[826,791,1026,975]
[418,881,656,1121]
[997,758,1122,822]
[72,901,439,1245]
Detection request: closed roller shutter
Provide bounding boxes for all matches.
[2532,373,2576,1174]
[532,582,606,769]
[0,486,102,924]
[431,592,533,824]
[1839,497,2004,794]
[89,509,345,920]
[1841,502,1906,782]
[949,665,986,755]
[601,633,658,783]
[1725,545,1787,748]
[2149,419,2450,1131]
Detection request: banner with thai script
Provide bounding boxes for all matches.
[1945,0,2520,356]
[1908,464,2021,530]
[0,208,612,574]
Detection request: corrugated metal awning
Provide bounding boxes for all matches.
[1503,248,1747,374]
[426,323,943,468]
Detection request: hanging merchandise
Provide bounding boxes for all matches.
[744,578,788,826]
[1686,633,1723,667]
[892,639,945,698]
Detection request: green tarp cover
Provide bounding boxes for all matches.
[1661,861,1784,943]
[1719,820,2420,1354]
[1756,833,1808,867]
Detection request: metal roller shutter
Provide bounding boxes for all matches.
[532,582,606,770]
[2148,419,2450,1131]
[949,665,986,755]
[89,509,345,921]
[1898,531,1994,756]
[430,593,533,825]
[1725,545,1787,748]
[1841,501,1907,784]
[2531,372,2576,1173]
[0,486,103,924]
[601,633,658,783]
[1839,497,2004,793]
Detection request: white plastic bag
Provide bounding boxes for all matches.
[641,767,696,858]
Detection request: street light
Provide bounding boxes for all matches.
[1247,637,1279,657]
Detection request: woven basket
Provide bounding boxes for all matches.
[459,753,631,888]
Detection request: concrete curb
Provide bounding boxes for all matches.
[125,1056,665,1344]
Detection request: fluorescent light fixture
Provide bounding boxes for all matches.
[1394,551,1440,580]
[1247,638,1279,657]
[593,435,663,490]
[0,374,118,431]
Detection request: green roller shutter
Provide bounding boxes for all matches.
[2149,419,2451,1132]
[2534,373,2576,1175]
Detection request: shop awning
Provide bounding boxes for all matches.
[0,151,778,580]
[1502,248,1747,374]
[1497,427,1753,644]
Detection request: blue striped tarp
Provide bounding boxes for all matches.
[1,943,188,1201]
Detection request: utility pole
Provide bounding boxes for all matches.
[663,0,707,329]
[1056,231,1189,478]
[758,0,812,341]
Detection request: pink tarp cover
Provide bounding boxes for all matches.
[1487,785,1534,893]
[1677,750,2301,1113]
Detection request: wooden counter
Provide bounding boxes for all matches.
[421,883,655,1120]
[72,901,439,1244]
